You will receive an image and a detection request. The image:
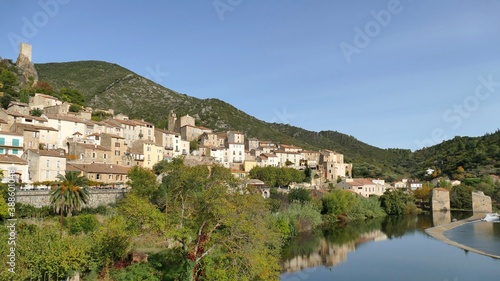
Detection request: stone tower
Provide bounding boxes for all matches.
[167,110,177,132]
[16,43,38,85]
[18,43,32,62]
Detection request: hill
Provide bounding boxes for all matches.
[35,60,411,178]
[33,60,499,180]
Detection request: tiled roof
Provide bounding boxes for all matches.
[26,149,66,158]
[0,154,27,164]
[12,123,57,132]
[77,143,111,151]
[67,163,129,174]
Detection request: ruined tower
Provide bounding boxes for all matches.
[15,43,38,85]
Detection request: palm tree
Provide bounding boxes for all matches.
[50,171,90,236]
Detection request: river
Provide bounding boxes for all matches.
[280,213,500,281]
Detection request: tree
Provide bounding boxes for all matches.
[50,171,89,236]
[159,160,281,280]
[127,166,159,201]
[288,188,311,204]
[30,107,43,117]
[379,189,415,216]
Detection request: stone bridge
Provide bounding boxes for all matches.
[15,189,128,208]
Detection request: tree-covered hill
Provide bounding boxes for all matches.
[411,131,500,179]
[33,60,499,180]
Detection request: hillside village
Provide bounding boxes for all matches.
[1,44,427,198]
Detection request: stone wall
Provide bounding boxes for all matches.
[16,189,127,208]
[472,191,492,213]
[431,188,450,211]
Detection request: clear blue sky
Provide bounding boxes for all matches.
[1,0,499,150]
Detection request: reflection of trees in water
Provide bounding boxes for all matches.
[281,214,444,272]
[281,229,323,259]
[323,217,385,245]
[381,215,419,239]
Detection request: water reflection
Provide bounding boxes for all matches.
[281,212,500,280]
[281,216,426,273]
[281,212,475,274]
[444,221,500,256]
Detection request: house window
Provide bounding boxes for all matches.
[29,141,33,148]
[46,160,50,167]
[12,139,20,146]
[115,143,120,147]
[57,160,60,168]
[96,174,100,180]
[103,154,107,159]
[92,152,96,158]
[45,170,49,179]
[108,175,112,180]
[12,149,18,155]
[147,146,151,152]
[115,150,120,156]
[0,148,4,154]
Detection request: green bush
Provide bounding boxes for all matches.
[271,201,322,239]
[110,262,161,281]
[66,214,99,234]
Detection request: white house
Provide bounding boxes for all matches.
[22,149,66,183]
[0,131,24,156]
[337,178,387,197]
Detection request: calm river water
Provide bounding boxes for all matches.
[280,213,500,281]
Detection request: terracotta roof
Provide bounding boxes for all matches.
[67,163,129,174]
[345,178,376,186]
[261,153,277,158]
[3,109,48,121]
[44,113,85,123]
[73,131,83,135]
[77,143,111,151]
[11,123,57,132]
[155,128,180,136]
[26,149,66,158]
[113,118,137,126]
[8,101,29,107]
[34,93,61,100]
[0,130,23,136]
[0,154,27,164]
[101,133,124,139]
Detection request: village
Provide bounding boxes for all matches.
[0,44,432,199]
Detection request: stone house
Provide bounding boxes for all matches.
[29,93,63,110]
[155,129,188,158]
[67,163,129,187]
[7,101,30,115]
[245,137,260,151]
[228,131,244,144]
[10,123,58,150]
[129,140,164,169]
[67,142,111,163]
[100,133,127,166]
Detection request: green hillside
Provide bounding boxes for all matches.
[34,60,499,180]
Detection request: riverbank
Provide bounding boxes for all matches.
[425,213,500,259]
